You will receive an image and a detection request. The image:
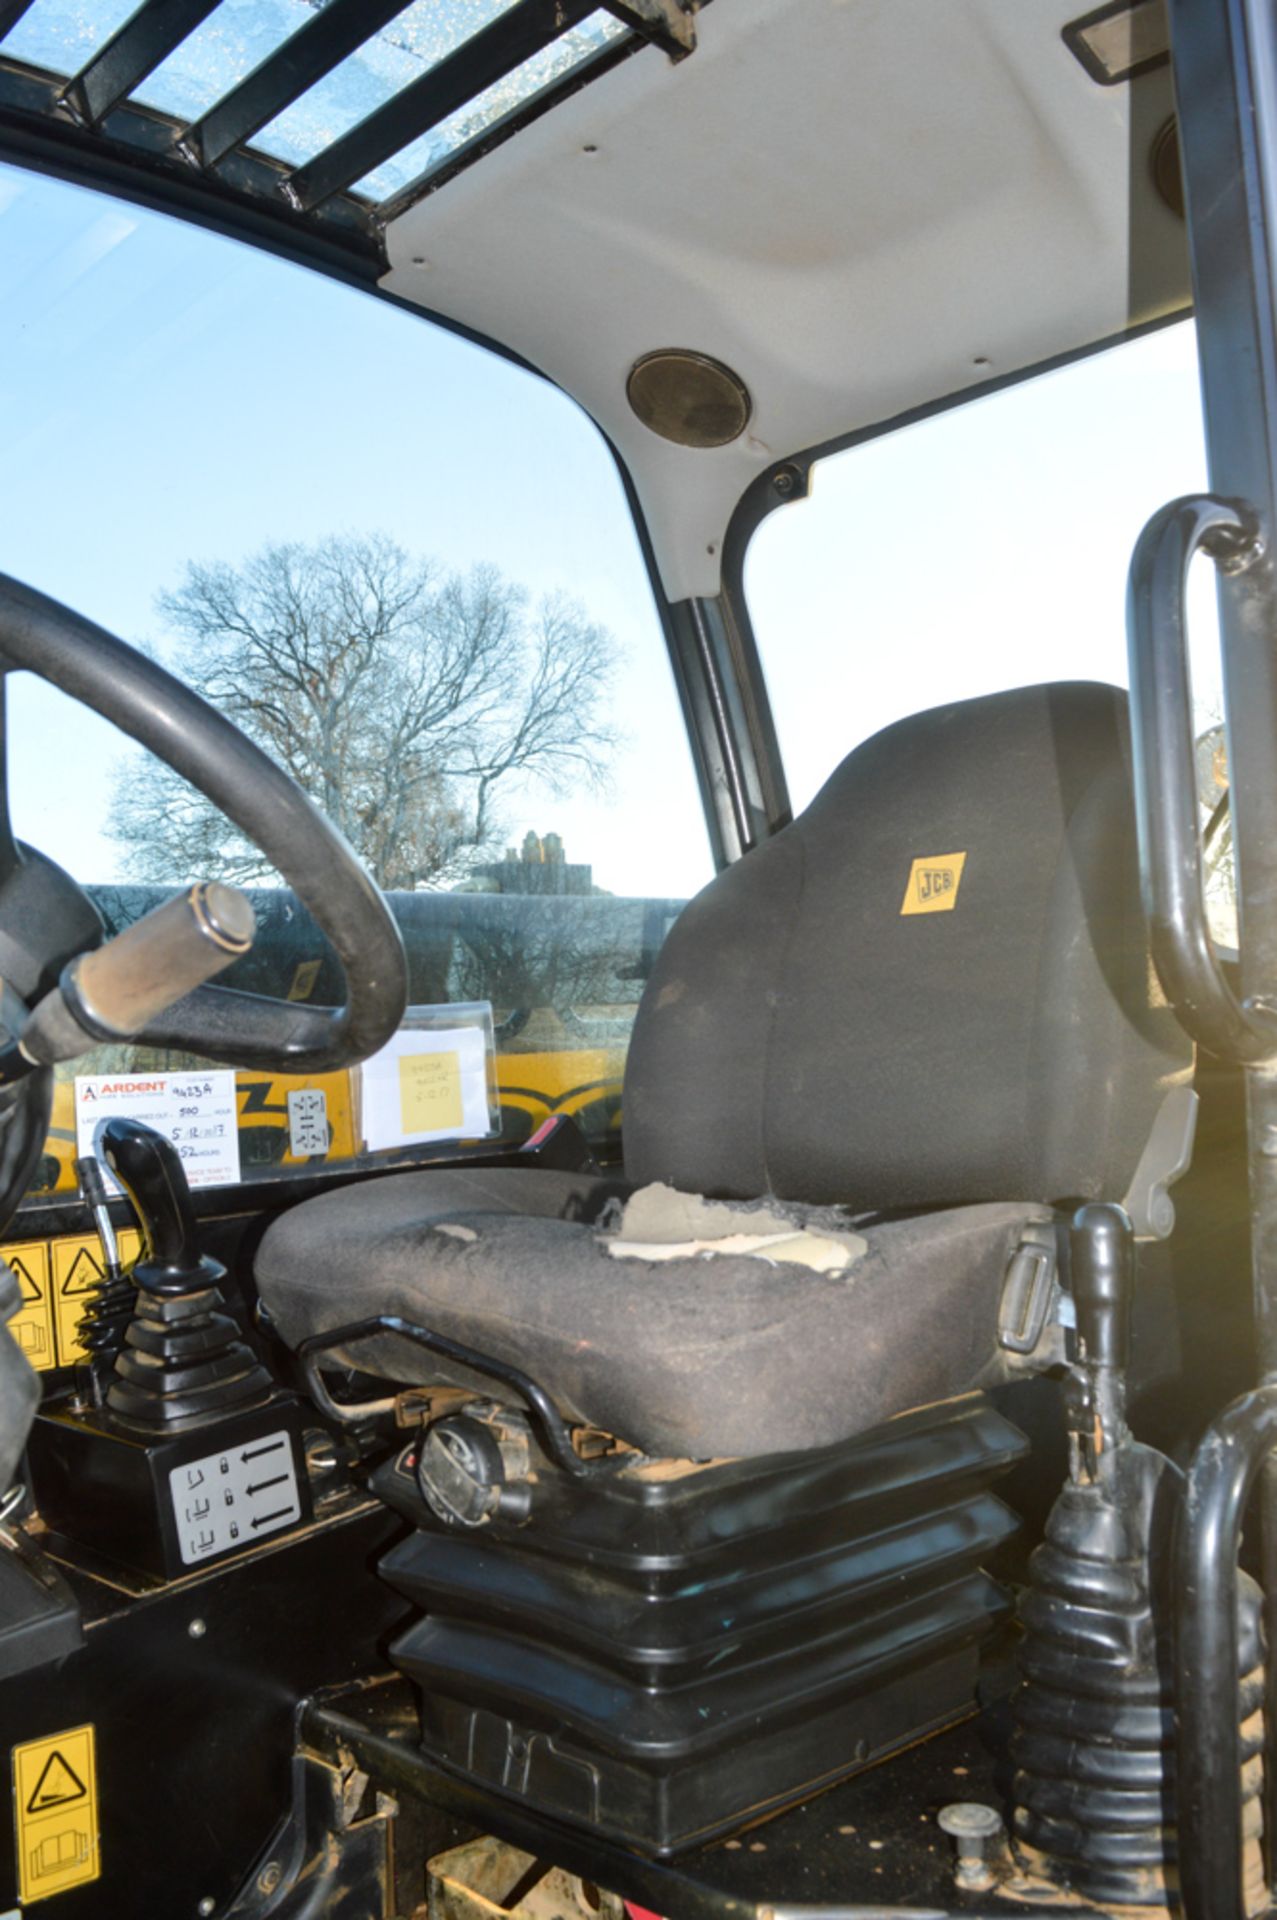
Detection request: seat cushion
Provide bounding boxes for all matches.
[256,1166,1047,1458]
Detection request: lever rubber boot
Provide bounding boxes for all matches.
[1010,1204,1264,1909]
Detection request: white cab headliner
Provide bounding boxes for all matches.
[382,0,1188,600]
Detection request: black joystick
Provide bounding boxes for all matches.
[1070,1202,1133,1375]
[97,1118,273,1431]
[1066,1201,1133,1477]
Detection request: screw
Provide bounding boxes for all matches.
[198,1900,215,1917]
[256,1860,282,1896]
[937,1802,1006,1893]
[188,1618,207,1639]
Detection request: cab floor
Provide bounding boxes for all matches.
[305,1675,1115,1920]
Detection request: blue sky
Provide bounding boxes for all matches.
[0,127,1218,906]
[748,319,1217,816]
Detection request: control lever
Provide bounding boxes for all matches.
[77,1153,121,1281]
[1071,1202,1132,1373]
[95,1118,272,1430]
[15,882,254,1072]
[73,1154,134,1409]
[1066,1201,1133,1478]
[97,1117,217,1295]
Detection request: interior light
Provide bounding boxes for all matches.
[1063,0,1170,86]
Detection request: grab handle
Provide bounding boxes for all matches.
[1126,493,1273,1061]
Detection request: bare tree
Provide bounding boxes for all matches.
[1196,716,1238,947]
[449,895,623,1025]
[109,534,617,889]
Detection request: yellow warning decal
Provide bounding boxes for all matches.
[13,1723,99,1904]
[4,1243,55,1373]
[0,1230,145,1371]
[51,1239,103,1370]
[900,851,967,916]
[51,1231,143,1368]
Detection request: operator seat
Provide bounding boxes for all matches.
[258,680,1190,1458]
[255,680,1192,1853]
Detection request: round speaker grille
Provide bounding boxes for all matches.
[626,349,752,448]
[1152,116,1184,219]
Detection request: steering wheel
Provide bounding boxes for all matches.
[0,573,408,1080]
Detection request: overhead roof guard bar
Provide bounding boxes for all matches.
[59,0,221,129]
[0,3,32,41]
[600,0,698,59]
[271,0,702,217]
[180,0,421,172]
[277,0,699,213]
[0,0,700,254]
[282,0,603,212]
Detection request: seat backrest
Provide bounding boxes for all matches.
[624,681,1191,1211]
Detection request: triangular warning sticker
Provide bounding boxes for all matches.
[60,1249,103,1297]
[26,1750,87,1812]
[8,1255,41,1303]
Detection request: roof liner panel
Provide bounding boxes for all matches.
[381,0,1190,599]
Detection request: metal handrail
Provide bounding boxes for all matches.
[296,1312,603,1479]
[1126,493,1273,1062]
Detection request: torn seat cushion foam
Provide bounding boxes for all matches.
[255,1164,1046,1459]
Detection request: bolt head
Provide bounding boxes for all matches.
[198,1900,215,1917]
[188,1617,207,1639]
[938,1800,1004,1841]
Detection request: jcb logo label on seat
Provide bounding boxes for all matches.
[900,851,967,916]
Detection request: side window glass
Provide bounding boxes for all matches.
[744,320,1236,945]
[1,164,711,1204]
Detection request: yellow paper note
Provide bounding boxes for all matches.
[399,1050,463,1136]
